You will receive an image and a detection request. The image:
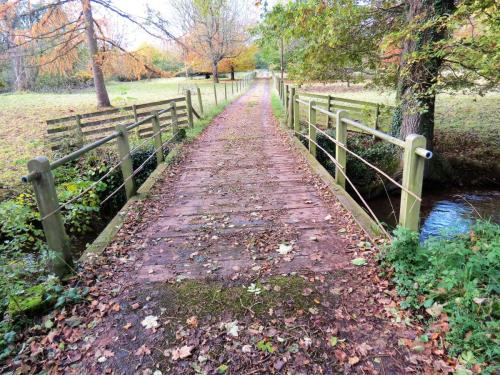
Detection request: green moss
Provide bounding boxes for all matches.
[154,275,321,320]
[8,284,49,317]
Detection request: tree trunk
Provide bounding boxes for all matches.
[230,66,235,81]
[390,0,455,151]
[82,0,111,107]
[212,61,219,83]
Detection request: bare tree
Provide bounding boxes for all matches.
[81,0,109,106]
[0,0,178,106]
[172,0,249,83]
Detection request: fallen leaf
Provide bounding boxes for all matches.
[351,257,367,266]
[141,315,159,330]
[171,345,193,360]
[348,356,360,365]
[186,316,198,328]
[277,243,292,255]
[135,345,151,356]
[225,321,240,337]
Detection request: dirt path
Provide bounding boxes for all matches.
[20,81,438,374]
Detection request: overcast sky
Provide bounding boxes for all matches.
[94,0,271,50]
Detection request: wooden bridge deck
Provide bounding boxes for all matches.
[72,80,431,374]
[134,80,362,282]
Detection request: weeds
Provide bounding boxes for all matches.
[380,221,500,372]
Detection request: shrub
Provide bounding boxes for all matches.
[299,130,398,191]
[380,221,500,372]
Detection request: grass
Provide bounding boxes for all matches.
[0,75,246,197]
[301,82,500,137]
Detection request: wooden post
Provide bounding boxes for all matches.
[186,89,194,127]
[293,94,300,132]
[326,95,332,128]
[196,87,204,116]
[132,104,138,122]
[213,84,218,105]
[27,157,73,276]
[335,111,347,189]
[75,114,84,146]
[151,112,164,165]
[232,81,234,95]
[171,101,179,136]
[399,134,426,231]
[287,87,295,128]
[224,83,227,101]
[284,84,289,114]
[308,100,317,157]
[115,124,135,200]
[132,105,139,137]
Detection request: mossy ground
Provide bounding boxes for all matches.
[156,275,323,320]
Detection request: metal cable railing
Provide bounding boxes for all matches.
[20,71,257,276]
[276,83,433,234]
[295,130,391,238]
[100,130,179,206]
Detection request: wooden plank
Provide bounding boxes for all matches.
[135,97,184,110]
[47,125,76,134]
[81,113,135,128]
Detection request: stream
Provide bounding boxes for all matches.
[368,188,500,242]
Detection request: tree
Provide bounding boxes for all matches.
[256,0,499,150]
[0,0,180,105]
[388,0,499,148]
[172,0,250,83]
[219,44,257,80]
[82,0,109,106]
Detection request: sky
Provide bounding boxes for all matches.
[95,0,271,50]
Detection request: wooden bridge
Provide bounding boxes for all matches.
[21,77,436,373]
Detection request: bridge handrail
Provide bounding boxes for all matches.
[20,71,257,276]
[273,74,431,235]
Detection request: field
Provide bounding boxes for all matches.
[0,76,244,197]
[302,82,500,136]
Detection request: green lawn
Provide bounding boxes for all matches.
[301,82,500,136]
[0,76,245,195]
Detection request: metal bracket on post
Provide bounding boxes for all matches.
[308,100,317,157]
[115,124,135,200]
[151,111,164,165]
[27,156,73,276]
[186,89,194,127]
[335,111,347,189]
[399,134,426,231]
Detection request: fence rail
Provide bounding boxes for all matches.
[272,73,432,236]
[274,77,395,132]
[22,71,256,276]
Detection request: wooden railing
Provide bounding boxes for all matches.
[47,95,198,151]
[272,74,432,235]
[22,72,256,276]
[274,77,394,132]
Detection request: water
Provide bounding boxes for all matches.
[367,189,500,242]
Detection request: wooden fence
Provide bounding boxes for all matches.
[23,72,256,276]
[46,95,197,151]
[274,77,394,132]
[272,73,432,235]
